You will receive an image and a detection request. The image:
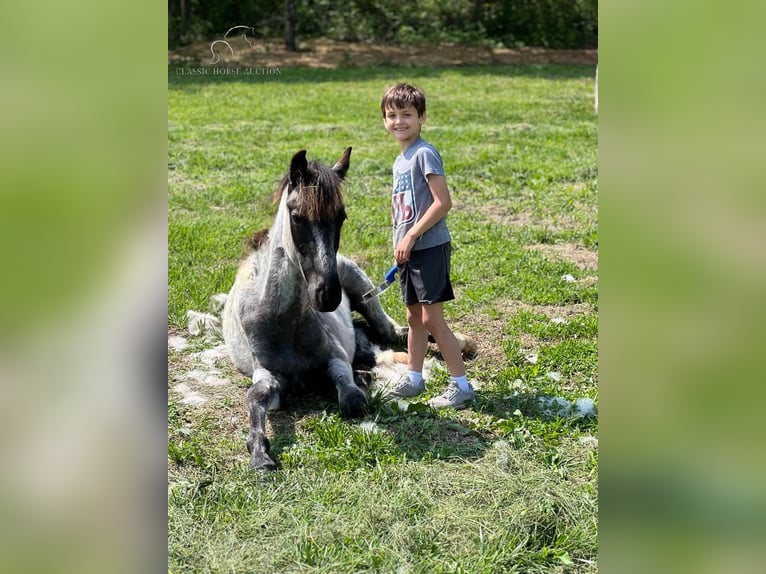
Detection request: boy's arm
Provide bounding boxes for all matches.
[394,174,452,264]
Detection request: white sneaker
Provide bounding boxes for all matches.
[386,374,426,398]
[428,382,475,409]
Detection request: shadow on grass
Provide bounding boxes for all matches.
[258,383,492,467]
[259,377,596,472]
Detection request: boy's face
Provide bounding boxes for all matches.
[383,105,425,147]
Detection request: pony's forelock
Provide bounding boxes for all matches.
[273,160,344,221]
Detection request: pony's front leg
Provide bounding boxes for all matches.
[246,367,286,471]
[328,358,367,418]
[337,256,404,344]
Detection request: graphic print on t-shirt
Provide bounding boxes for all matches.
[392,170,416,228]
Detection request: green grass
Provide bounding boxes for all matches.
[169,63,597,573]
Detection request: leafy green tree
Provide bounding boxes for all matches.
[168,0,597,50]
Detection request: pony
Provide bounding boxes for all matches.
[222,147,406,470]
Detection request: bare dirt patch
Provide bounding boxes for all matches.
[481,206,563,231]
[525,243,598,271]
[462,204,535,228]
[169,38,597,69]
[452,309,506,368]
[453,297,595,374]
[493,298,594,319]
[455,202,585,235]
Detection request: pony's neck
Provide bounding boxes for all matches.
[271,185,301,268]
[260,186,307,310]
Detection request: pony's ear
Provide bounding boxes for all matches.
[332,146,352,180]
[289,149,308,187]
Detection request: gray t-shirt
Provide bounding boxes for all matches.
[391,138,452,251]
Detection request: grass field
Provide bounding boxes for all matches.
[168,63,598,573]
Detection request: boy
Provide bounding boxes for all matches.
[380,83,475,409]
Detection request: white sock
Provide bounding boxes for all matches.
[451,375,471,392]
[407,371,423,386]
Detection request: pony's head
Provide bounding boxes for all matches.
[277,147,351,312]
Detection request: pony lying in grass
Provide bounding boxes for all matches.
[223,147,475,470]
[222,148,406,470]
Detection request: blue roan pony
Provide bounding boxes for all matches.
[222,147,405,470]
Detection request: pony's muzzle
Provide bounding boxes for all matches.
[312,275,342,312]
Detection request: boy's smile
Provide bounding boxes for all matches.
[384,105,425,149]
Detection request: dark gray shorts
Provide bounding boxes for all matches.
[398,242,455,306]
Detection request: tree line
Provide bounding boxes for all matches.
[169,0,597,50]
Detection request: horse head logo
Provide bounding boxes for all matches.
[209,26,256,65]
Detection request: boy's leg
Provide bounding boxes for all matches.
[423,302,475,408]
[421,302,465,377]
[385,303,429,398]
[406,303,429,373]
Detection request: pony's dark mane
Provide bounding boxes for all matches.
[273,160,345,222]
[244,228,270,252]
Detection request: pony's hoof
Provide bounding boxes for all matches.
[251,452,278,471]
[248,435,275,470]
[457,334,478,359]
[339,387,368,419]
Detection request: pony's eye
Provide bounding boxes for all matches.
[290,212,305,225]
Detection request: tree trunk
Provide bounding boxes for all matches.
[285,0,297,52]
[180,0,187,33]
[473,0,484,23]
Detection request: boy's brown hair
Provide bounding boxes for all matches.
[381,83,426,117]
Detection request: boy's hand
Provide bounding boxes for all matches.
[394,234,416,264]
